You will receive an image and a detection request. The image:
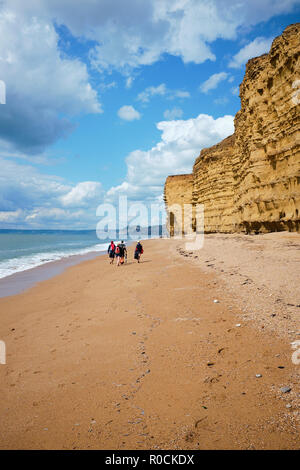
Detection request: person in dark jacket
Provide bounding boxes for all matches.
[119,240,127,265]
[134,241,143,263]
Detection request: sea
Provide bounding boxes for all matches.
[0,229,110,280]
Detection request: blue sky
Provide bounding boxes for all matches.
[0,0,299,229]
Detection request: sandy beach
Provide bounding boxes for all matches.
[0,234,299,450]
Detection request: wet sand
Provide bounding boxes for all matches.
[0,250,106,298]
[0,235,299,449]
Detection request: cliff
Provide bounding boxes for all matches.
[164,174,193,236]
[164,23,300,235]
[193,134,236,232]
[233,22,300,233]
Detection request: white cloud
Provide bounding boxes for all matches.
[214,97,229,105]
[229,37,273,68]
[163,107,183,120]
[137,84,167,103]
[99,81,117,91]
[0,8,101,154]
[0,157,103,228]
[106,113,234,204]
[0,157,68,212]
[117,105,141,121]
[231,86,239,96]
[174,90,191,99]
[61,181,102,207]
[4,0,299,75]
[200,72,229,93]
[0,209,22,222]
[25,207,82,222]
[137,83,190,103]
[125,77,134,89]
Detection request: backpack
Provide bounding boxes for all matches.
[115,246,120,254]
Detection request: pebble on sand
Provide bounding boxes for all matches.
[213,299,220,303]
[256,374,262,378]
[280,386,291,393]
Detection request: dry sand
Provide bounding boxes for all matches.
[0,234,299,450]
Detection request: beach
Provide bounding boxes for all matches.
[0,234,299,450]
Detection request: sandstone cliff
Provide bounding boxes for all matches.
[164,174,193,236]
[192,134,236,232]
[164,23,300,235]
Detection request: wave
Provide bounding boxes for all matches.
[0,243,108,280]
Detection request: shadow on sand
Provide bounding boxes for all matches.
[116,260,152,266]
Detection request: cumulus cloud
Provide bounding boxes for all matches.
[25,207,81,222]
[61,181,102,207]
[106,113,234,203]
[229,37,273,68]
[4,0,299,75]
[0,209,22,222]
[117,105,141,121]
[0,157,67,212]
[163,107,183,120]
[0,0,295,156]
[0,157,102,228]
[0,8,101,154]
[200,72,229,93]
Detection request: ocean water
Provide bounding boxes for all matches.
[0,230,109,279]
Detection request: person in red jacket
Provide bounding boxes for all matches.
[107,241,115,264]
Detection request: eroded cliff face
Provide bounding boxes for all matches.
[164,23,300,235]
[164,174,193,236]
[233,22,300,233]
[192,135,236,232]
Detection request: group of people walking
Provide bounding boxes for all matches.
[107,240,143,265]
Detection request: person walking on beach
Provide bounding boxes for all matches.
[119,240,127,265]
[108,240,115,264]
[134,241,143,263]
[115,242,121,266]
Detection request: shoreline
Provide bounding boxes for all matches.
[0,249,106,298]
[0,239,138,298]
[0,235,299,449]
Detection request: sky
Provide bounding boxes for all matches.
[0,0,299,230]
